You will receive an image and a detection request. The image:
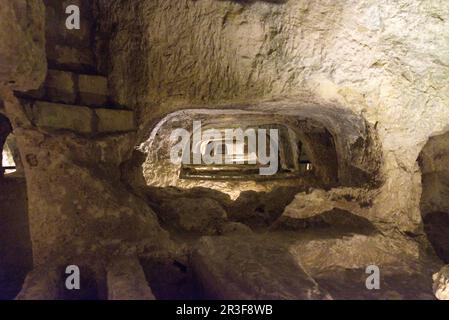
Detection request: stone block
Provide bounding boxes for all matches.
[32,101,94,133]
[45,70,76,104]
[78,74,109,106]
[0,0,46,91]
[192,234,330,299]
[95,108,136,133]
[160,197,227,235]
[47,45,96,72]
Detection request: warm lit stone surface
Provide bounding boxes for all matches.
[32,101,94,133]
[50,45,95,72]
[78,74,109,107]
[45,70,76,104]
[95,108,136,133]
[1,0,449,300]
[29,101,136,134]
[0,0,46,91]
[276,187,382,229]
[433,265,449,300]
[140,105,382,201]
[15,128,173,266]
[0,93,174,270]
[22,71,111,108]
[97,0,449,234]
[192,234,330,299]
[192,231,441,300]
[160,197,228,235]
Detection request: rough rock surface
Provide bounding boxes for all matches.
[159,197,228,235]
[433,265,449,300]
[146,185,306,229]
[192,231,441,300]
[192,234,330,299]
[275,187,381,230]
[1,0,448,300]
[139,104,382,200]
[220,222,252,235]
[17,127,173,266]
[97,0,449,234]
[0,0,47,91]
[1,91,174,269]
[27,101,136,134]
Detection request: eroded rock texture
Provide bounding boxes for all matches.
[1,90,174,298]
[96,0,449,234]
[0,0,46,91]
[17,129,171,265]
[1,0,174,294]
[418,131,449,263]
[191,231,440,300]
[1,0,449,300]
[192,234,330,300]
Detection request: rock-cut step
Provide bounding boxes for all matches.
[21,69,111,108]
[191,234,330,300]
[190,232,441,300]
[24,100,136,135]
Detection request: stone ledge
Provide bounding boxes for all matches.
[78,74,109,107]
[31,101,136,134]
[32,101,94,134]
[47,45,96,72]
[46,69,76,104]
[22,69,110,107]
[95,108,136,133]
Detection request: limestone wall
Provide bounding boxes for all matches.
[96,0,449,233]
[0,0,173,270]
[0,0,46,92]
[0,0,448,299]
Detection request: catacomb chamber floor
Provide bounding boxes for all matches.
[0,177,446,300]
[142,228,442,300]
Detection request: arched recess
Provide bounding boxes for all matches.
[140,110,340,199]
[130,99,383,228]
[417,130,449,263]
[139,101,382,196]
[0,113,32,300]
